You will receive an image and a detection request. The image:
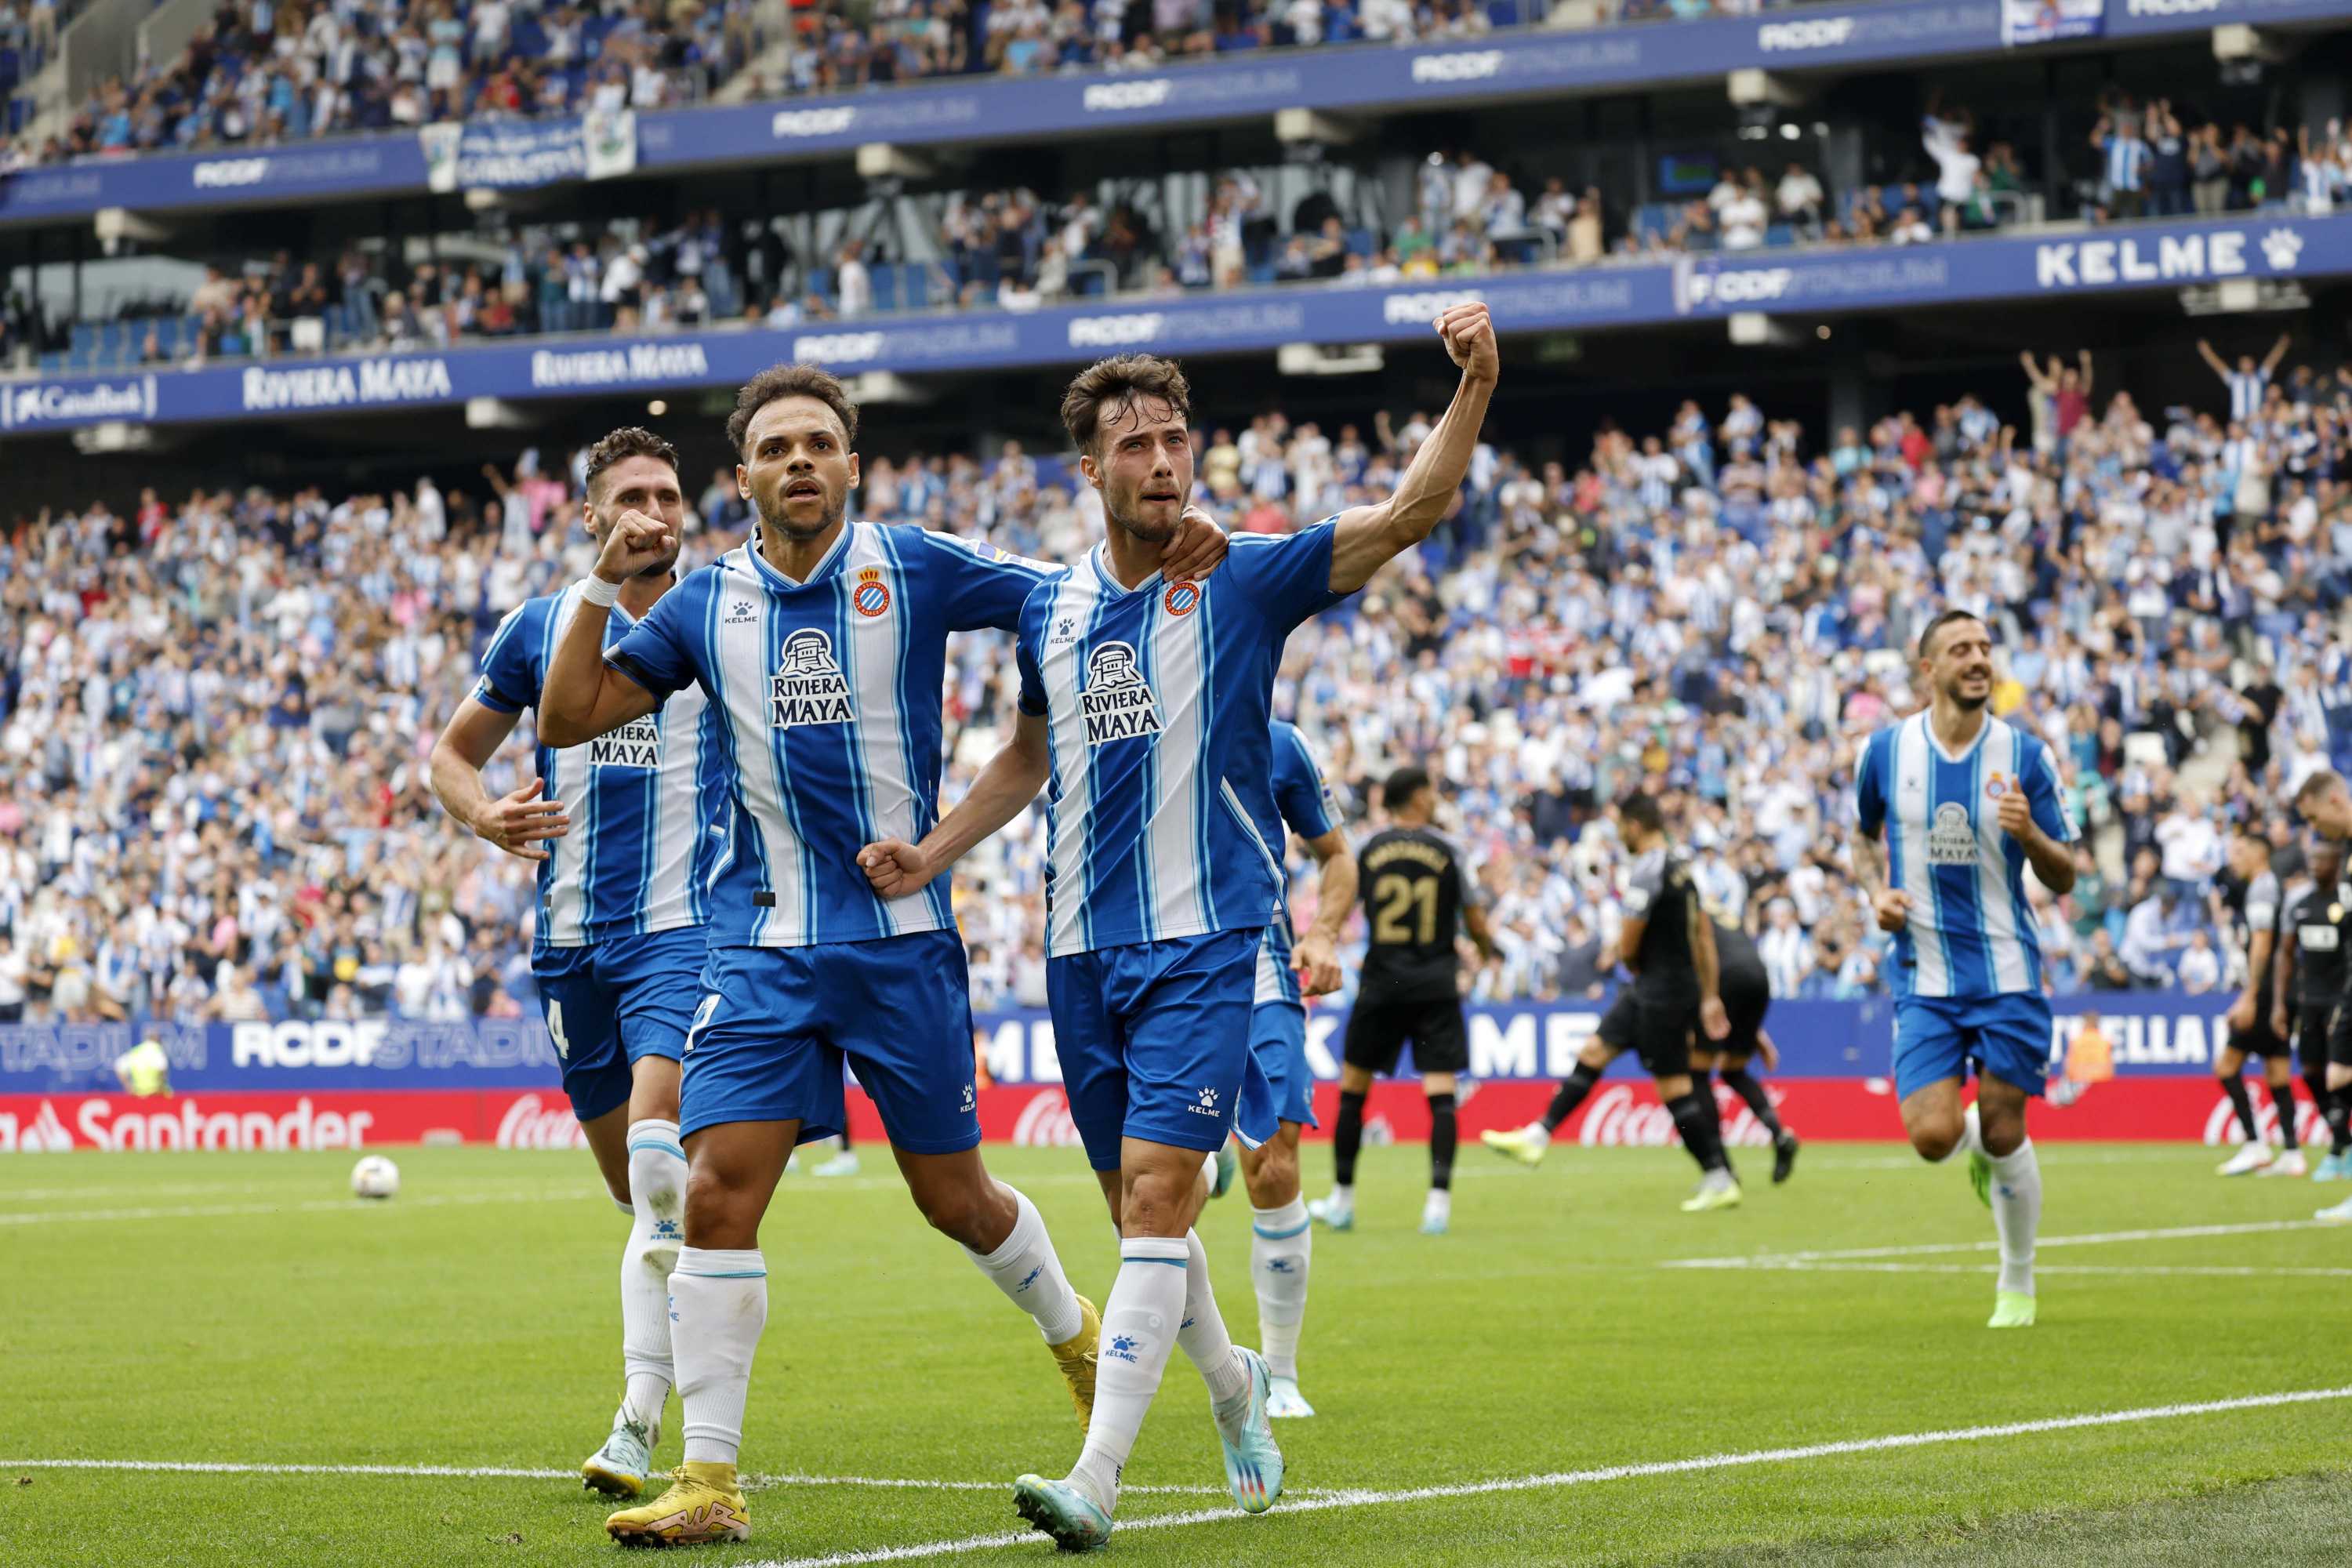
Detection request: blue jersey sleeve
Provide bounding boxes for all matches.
[1272,727,1340,841]
[1226,517,1349,631]
[918,530,1063,633]
[2022,735,2078,844]
[1015,583,1052,718]
[472,601,542,714]
[1854,731,1887,838]
[604,572,707,700]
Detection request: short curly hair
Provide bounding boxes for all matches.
[583,426,681,498]
[725,363,860,458]
[1060,354,1191,456]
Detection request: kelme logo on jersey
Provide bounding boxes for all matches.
[1926,801,1977,864]
[589,714,662,768]
[1163,581,1200,617]
[1080,642,1163,745]
[771,629,855,728]
[852,567,891,619]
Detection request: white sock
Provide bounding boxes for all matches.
[619,1120,688,1438]
[670,1247,766,1465]
[1250,1198,1311,1381]
[1423,1189,1452,1222]
[1329,1183,1354,1207]
[965,1185,1086,1345]
[1986,1139,2042,1297]
[1175,1229,1251,1430]
[1067,1236,1188,1514]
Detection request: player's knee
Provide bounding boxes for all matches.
[911,1181,991,1248]
[1243,1142,1299,1207]
[1908,1121,1962,1162]
[1577,1041,1613,1072]
[681,1164,757,1248]
[1119,1172,1192,1237]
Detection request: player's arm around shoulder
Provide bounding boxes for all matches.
[1327,303,1500,594]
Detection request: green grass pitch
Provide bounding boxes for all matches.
[5,1141,2350,1566]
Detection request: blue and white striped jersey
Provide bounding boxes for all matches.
[1253,720,1345,1009]
[605,522,1056,948]
[1854,710,2078,998]
[474,584,728,950]
[1016,521,1352,958]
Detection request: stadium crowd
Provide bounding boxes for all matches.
[3,346,2351,1025]
[17,85,2349,373]
[4,0,1621,170]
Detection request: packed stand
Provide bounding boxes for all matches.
[23,90,2349,375]
[5,349,2352,1024]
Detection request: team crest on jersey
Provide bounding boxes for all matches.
[589,713,662,768]
[1984,773,2009,799]
[1081,641,1163,745]
[851,567,891,619]
[1926,801,1977,864]
[771,629,855,728]
[1163,581,1200,617]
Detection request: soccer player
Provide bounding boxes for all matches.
[860,307,1499,1550]
[2299,771,2352,1220]
[426,428,717,1497]
[2274,832,2349,1178]
[1308,765,1493,1237]
[1690,909,1800,1184]
[2214,828,2301,1176]
[536,365,1226,1548]
[1231,717,1354,1418]
[1853,609,2078,1328]
[1482,794,1741,1211]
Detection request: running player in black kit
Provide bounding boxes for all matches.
[1308,766,1494,1237]
[2215,828,2303,1177]
[1482,794,1742,1211]
[1690,909,1801,1184]
[2274,832,2351,1179]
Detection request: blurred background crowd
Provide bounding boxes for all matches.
[5,339,2350,1025]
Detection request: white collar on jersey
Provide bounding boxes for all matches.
[1088,539,1163,597]
[1919,707,1991,766]
[746,521,856,589]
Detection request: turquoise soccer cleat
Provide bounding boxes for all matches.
[581,1419,653,1498]
[1210,1140,1239,1200]
[1013,1473,1112,1552]
[1214,1348,1285,1515]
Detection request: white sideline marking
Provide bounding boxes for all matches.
[739,1385,2352,1567]
[1664,1218,2333,1268]
[1681,1261,2352,1279]
[0,1189,602,1228]
[0,1457,1238,1497]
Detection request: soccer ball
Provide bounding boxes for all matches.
[350,1156,401,1200]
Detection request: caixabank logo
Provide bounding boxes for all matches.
[1,374,158,431]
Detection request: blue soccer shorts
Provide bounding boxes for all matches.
[1891,991,2056,1103]
[1250,1000,1318,1129]
[1047,927,1277,1171]
[533,925,707,1123]
[680,928,980,1152]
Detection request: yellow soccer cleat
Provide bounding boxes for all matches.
[1679,1176,1742,1214]
[1480,1124,1550,1167]
[1051,1294,1102,1433]
[604,1463,750,1548]
[1987,1290,2037,1329]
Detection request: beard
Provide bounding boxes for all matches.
[1106,485,1185,546]
[1942,678,1990,710]
[757,486,843,540]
